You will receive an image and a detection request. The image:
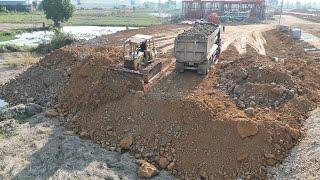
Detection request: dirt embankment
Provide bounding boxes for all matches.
[0,45,124,107]
[1,25,320,179]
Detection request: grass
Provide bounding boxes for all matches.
[3,52,39,67]
[0,44,36,53]
[0,29,25,42]
[0,133,4,139]
[0,9,163,27]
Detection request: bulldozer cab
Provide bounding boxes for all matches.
[119,34,162,84]
[123,34,155,71]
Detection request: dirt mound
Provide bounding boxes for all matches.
[56,32,315,179]
[218,33,320,114]
[58,89,297,179]
[2,25,320,179]
[0,45,123,107]
[177,23,218,40]
[218,53,300,108]
[51,29,320,179]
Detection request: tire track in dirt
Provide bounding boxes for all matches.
[221,24,274,55]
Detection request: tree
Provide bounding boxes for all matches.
[42,0,75,27]
[32,1,37,9]
[295,1,301,9]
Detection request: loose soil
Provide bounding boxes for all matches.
[268,108,320,179]
[1,22,320,179]
[0,113,173,180]
[56,30,320,179]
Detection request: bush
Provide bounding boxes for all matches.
[0,6,9,13]
[36,30,76,54]
[51,30,76,49]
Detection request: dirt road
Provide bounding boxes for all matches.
[221,24,274,55]
[280,15,320,49]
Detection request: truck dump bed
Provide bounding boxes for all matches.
[174,23,221,74]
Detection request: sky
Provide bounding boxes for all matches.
[139,0,319,2]
[283,0,318,2]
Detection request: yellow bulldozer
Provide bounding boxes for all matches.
[120,34,162,83]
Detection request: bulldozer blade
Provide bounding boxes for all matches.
[141,61,162,83]
[116,61,162,85]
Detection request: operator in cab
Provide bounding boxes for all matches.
[139,41,147,52]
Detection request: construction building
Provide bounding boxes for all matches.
[182,0,266,20]
[0,0,32,11]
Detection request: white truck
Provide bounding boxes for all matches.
[174,22,222,74]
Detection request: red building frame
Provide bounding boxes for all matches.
[182,0,266,20]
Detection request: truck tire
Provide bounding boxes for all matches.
[197,64,209,75]
[176,62,185,73]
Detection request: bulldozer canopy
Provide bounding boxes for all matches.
[126,34,153,44]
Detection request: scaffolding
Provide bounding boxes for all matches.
[182,0,266,20]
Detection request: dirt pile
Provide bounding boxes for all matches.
[0,45,123,107]
[218,51,302,109]
[59,89,298,179]
[50,29,320,179]
[2,24,320,179]
[218,31,320,125]
[177,23,218,40]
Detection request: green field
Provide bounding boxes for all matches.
[0,9,163,27]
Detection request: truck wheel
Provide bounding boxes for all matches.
[176,62,185,73]
[197,64,209,75]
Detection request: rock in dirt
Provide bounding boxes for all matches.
[25,103,43,114]
[138,162,159,179]
[120,135,133,150]
[79,130,90,139]
[236,120,259,138]
[244,107,255,116]
[199,169,208,179]
[265,153,278,166]
[44,109,59,118]
[167,162,176,171]
[237,153,249,162]
[158,157,170,169]
[285,125,301,141]
[0,103,42,120]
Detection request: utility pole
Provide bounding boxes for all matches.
[175,0,177,10]
[159,0,161,17]
[279,0,283,26]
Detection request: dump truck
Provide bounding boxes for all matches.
[174,22,221,74]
